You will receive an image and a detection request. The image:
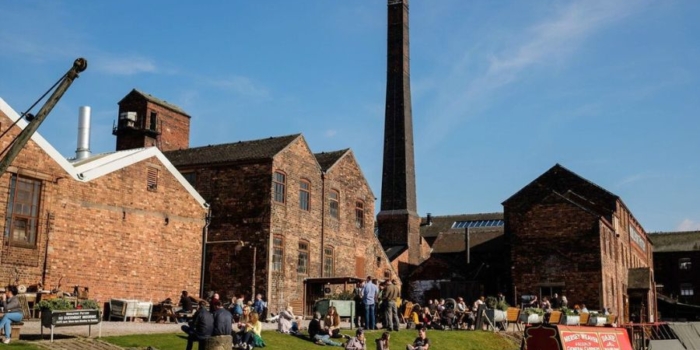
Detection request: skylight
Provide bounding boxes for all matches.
[451,219,504,229]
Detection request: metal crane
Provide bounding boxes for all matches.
[0,57,88,174]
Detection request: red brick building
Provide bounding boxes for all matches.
[162,135,396,315]
[504,164,656,323]
[649,231,700,320]
[0,98,208,303]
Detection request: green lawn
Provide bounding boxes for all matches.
[103,329,519,350]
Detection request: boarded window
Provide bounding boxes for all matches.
[147,168,158,191]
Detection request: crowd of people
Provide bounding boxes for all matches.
[178,290,268,350]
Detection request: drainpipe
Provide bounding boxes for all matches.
[320,171,326,277]
[200,206,211,298]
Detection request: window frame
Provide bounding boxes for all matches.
[4,174,42,248]
[273,171,286,204]
[299,179,310,211]
[297,240,309,274]
[272,236,284,272]
[355,200,365,228]
[323,246,334,277]
[329,190,339,219]
[680,283,694,296]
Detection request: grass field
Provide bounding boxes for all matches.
[104,329,519,350]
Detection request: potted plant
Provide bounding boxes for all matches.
[520,308,544,324]
[484,298,509,324]
[588,311,606,326]
[36,297,101,328]
[560,307,580,325]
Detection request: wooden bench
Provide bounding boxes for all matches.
[505,307,522,332]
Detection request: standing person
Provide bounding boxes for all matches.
[406,327,430,350]
[362,276,379,330]
[252,293,265,318]
[354,281,365,328]
[383,279,401,332]
[211,299,232,336]
[561,295,569,308]
[551,293,561,309]
[345,328,367,350]
[0,286,23,344]
[181,300,214,350]
[376,331,391,350]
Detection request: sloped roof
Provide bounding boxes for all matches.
[421,213,503,238]
[0,98,206,208]
[120,89,190,117]
[164,134,301,167]
[431,229,504,254]
[649,231,700,252]
[503,163,618,210]
[314,149,349,171]
[385,245,408,261]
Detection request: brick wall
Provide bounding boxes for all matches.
[0,109,206,304]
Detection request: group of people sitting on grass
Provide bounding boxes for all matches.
[180,292,267,350]
[405,296,491,331]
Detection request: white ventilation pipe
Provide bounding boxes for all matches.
[76,106,91,160]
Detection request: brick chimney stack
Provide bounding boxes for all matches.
[377,0,423,271]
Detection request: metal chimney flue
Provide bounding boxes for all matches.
[76,106,91,160]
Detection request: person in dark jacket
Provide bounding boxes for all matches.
[211,299,232,336]
[0,286,23,344]
[181,300,214,350]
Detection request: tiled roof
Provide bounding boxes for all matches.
[648,231,700,252]
[420,213,504,238]
[384,245,408,261]
[126,89,190,117]
[314,149,349,171]
[164,134,301,167]
[431,229,504,254]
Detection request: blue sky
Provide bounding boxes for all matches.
[1,1,698,233]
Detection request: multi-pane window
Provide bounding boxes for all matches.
[299,180,310,211]
[680,283,694,296]
[679,258,692,270]
[5,175,42,247]
[355,201,365,228]
[272,236,284,272]
[297,241,309,274]
[273,172,286,203]
[323,246,334,277]
[329,190,339,219]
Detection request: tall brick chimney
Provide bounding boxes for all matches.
[377,0,422,270]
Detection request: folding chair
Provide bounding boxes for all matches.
[505,307,522,332]
[400,302,413,326]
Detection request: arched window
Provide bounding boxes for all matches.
[299,179,310,211]
[355,201,365,228]
[298,240,309,274]
[329,190,339,219]
[273,171,286,203]
[324,246,334,277]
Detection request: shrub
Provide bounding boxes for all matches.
[523,307,544,316]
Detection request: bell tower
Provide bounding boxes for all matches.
[377,0,423,270]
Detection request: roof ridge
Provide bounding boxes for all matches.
[178,133,301,152]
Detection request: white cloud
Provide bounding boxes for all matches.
[324,129,337,138]
[420,0,642,149]
[206,76,269,99]
[95,55,158,75]
[677,219,700,231]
